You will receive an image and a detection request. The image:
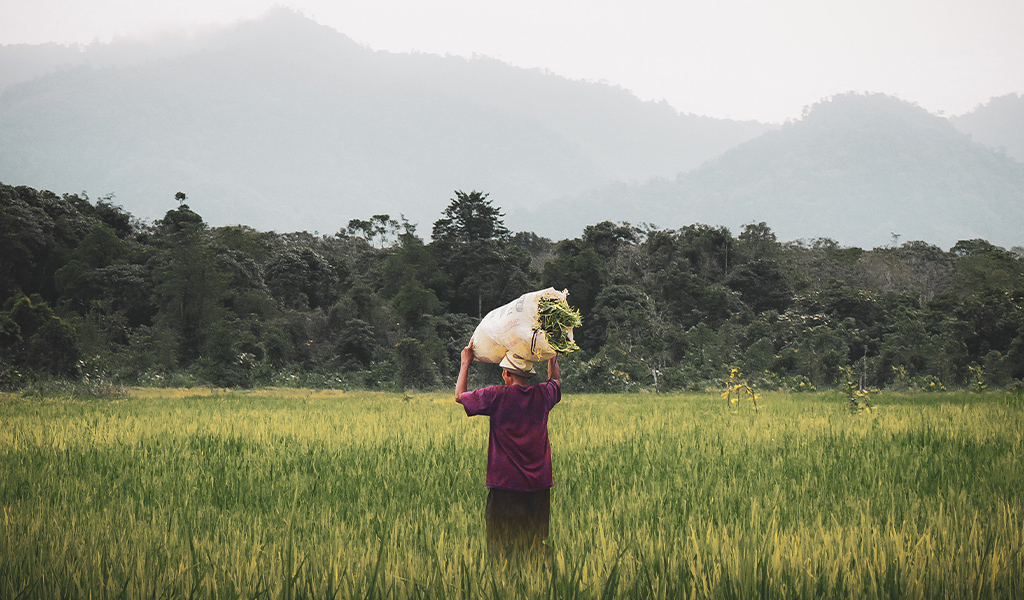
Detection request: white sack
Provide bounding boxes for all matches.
[471,287,574,372]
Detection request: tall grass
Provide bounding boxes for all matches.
[1,388,1022,598]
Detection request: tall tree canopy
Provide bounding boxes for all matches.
[1,181,1022,392]
[431,191,510,245]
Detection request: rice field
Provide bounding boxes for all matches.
[1,387,1022,599]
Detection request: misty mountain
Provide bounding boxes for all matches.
[951,93,1024,163]
[0,35,200,91]
[512,93,1024,249]
[0,8,768,234]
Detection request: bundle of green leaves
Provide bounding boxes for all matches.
[537,296,583,354]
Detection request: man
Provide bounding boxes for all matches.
[455,340,561,566]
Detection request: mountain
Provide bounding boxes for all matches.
[0,8,769,234]
[512,93,1024,249]
[0,35,200,91]
[950,93,1024,163]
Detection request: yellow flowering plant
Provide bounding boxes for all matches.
[840,365,871,413]
[968,365,987,393]
[723,367,760,412]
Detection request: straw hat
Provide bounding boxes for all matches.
[499,354,536,378]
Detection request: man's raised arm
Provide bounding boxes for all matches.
[547,355,560,386]
[455,340,474,403]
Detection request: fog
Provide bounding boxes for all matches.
[2,0,1022,123]
[0,5,1022,247]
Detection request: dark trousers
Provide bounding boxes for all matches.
[485,487,551,566]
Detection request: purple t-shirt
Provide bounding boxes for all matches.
[461,380,561,491]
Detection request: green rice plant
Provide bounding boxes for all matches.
[1,388,1022,598]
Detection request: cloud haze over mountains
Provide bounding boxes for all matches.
[951,94,1024,164]
[0,9,767,234]
[1,8,1022,249]
[511,93,1024,249]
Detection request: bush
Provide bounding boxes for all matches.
[560,354,637,393]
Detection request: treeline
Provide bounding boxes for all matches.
[2,182,1022,393]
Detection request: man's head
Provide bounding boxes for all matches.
[499,355,535,385]
[501,368,534,386]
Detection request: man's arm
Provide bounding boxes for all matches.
[547,355,560,385]
[455,339,474,404]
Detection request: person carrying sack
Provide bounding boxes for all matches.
[455,339,561,568]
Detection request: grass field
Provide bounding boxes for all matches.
[1,387,1022,599]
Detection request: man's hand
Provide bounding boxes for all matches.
[455,339,474,403]
[548,355,560,385]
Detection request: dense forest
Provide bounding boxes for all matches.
[2,182,1022,393]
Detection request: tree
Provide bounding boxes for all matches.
[379,231,447,299]
[395,337,439,389]
[542,241,605,329]
[854,241,952,301]
[90,196,135,239]
[265,247,341,310]
[0,295,81,377]
[542,222,639,332]
[392,280,441,330]
[431,191,509,245]
[327,285,399,370]
[446,242,535,317]
[0,184,101,301]
[430,191,535,317]
[511,231,554,273]
[432,312,478,379]
[950,239,1023,295]
[347,214,401,248]
[737,222,779,262]
[725,259,793,314]
[790,317,853,387]
[158,203,205,234]
[677,224,734,282]
[54,225,130,313]
[580,221,638,260]
[335,318,376,370]
[588,284,680,389]
[151,204,230,364]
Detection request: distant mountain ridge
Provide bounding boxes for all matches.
[511,93,1024,249]
[0,8,769,234]
[951,93,1024,163]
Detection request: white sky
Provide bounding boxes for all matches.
[1,0,1022,123]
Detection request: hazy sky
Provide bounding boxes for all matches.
[2,0,1022,123]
